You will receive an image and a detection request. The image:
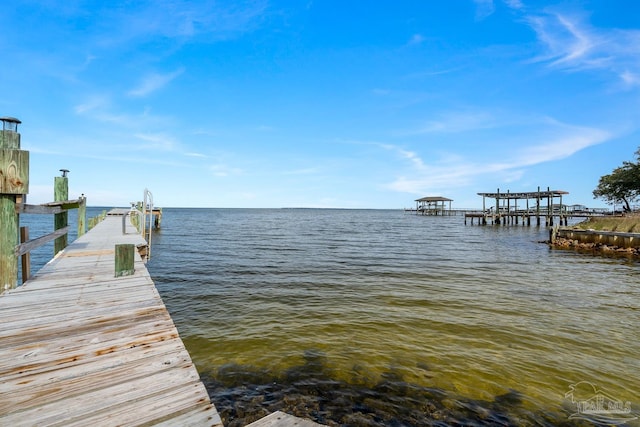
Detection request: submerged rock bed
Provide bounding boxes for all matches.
[200,350,582,427]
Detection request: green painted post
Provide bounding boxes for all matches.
[0,117,28,292]
[0,194,18,292]
[54,171,69,255]
[77,194,86,237]
[115,244,135,277]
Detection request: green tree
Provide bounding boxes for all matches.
[593,148,640,212]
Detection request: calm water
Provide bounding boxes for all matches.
[21,208,640,426]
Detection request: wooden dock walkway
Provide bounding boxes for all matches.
[0,212,223,426]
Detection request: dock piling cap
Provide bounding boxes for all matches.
[1,117,21,132]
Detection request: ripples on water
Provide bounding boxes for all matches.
[23,208,640,425]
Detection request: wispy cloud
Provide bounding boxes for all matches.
[515,125,610,165]
[74,96,171,128]
[96,0,269,46]
[209,163,243,177]
[504,0,524,10]
[371,88,391,96]
[133,132,179,151]
[408,34,425,45]
[407,110,498,135]
[74,95,110,114]
[474,0,524,20]
[378,144,426,171]
[128,68,185,97]
[385,120,611,195]
[527,13,596,68]
[525,8,640,87]
[185,152,208,158]
[282,167,321,175]
[473,0,495,21]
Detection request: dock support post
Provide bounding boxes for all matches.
[115,244,135,277]
[0,117,28,292]
[54,171,69,255]
[20,226,30,283]
[77,194,86,237]
[495,188,500,225]
[536,187,541,226]
[0,194,18,292]
[547,186,553,226]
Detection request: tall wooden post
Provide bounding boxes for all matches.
[547,186,553,226]
[482,195,486,225]
[495,188,500,225]
[0,117,28,292]
[54,170,69,255]
[507,191,511,225]
[536,186,541,226]
[115,244,135,277]
[77,194,86,237]
[20,226,30,283]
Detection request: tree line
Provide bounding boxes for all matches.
[593,148,640,212]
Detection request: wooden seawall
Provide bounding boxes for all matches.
[553,227,640,248]
[0,212,223,426]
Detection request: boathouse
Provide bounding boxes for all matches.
[415,196,453,216]
[465,187,569,226]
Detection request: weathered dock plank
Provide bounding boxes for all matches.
[246,411,325,427]
[0,214,222,426]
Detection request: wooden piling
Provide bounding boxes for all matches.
[0,117,28,292]
[77,194,86,237]
[0,195,18,291]
[54,175,68,255]
[495,188,500,225]
[115,243,135,277]
[19,226,30,283]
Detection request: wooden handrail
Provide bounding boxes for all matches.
[15,226,69,257]
[16,198,85,214]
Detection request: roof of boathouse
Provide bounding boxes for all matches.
[476,190,569,199]
[415,196,453,202]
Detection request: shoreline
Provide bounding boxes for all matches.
[548,215,640,258]
[549,236,640,258]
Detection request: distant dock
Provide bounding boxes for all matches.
[464,188,608,226]
[409,189,611,226]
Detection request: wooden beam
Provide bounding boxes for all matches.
[43,198,84,209]
[15,226,69,257]
[16,203,63,214]
[16,198,85,214]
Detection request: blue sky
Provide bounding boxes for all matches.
[2,0,640,208]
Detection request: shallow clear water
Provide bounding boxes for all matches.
[21,208,640,426]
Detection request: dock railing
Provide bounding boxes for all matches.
[126,188,160,261]
[0,117,89,292]
[12,171,87,287]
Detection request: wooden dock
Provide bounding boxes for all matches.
[246,411,325,427]
[0,212,223,426]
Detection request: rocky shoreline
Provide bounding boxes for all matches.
[548,237,640,257]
